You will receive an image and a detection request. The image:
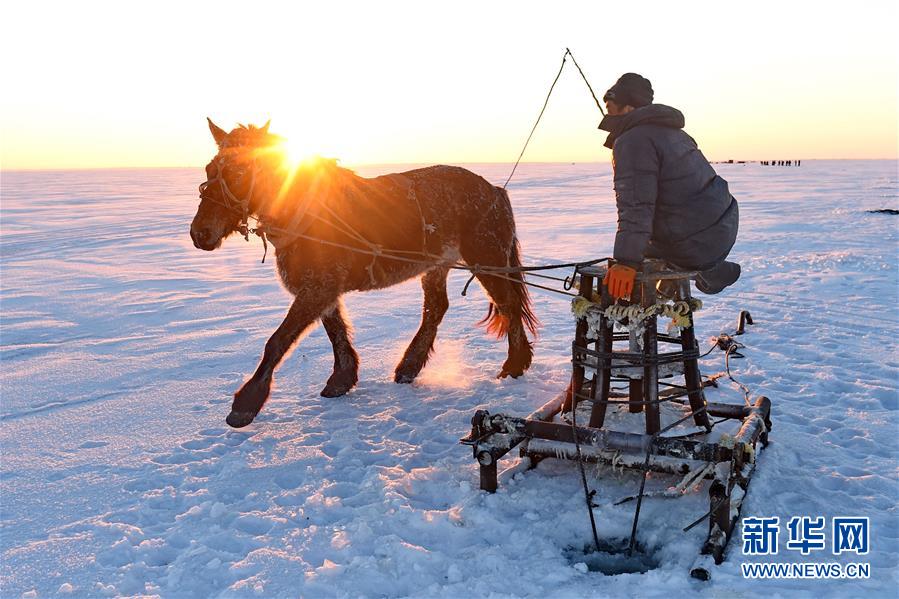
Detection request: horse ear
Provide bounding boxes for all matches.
[207,118,228,148]
[261,120,271,135]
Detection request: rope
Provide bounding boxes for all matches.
[198,46,611,296]
[569,393,602,553]
[503,51,569,190]
[725,342,753,406]
[203,191,604,300]
[628,407,709,555]
[572,296,703,329]
[565,47,606,116]
[502,48,604,189]
[525,272,570,283]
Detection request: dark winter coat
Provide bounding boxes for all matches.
[598,104,738,270]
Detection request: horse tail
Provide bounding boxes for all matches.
[508,237,539,337]
[479,237,539,339]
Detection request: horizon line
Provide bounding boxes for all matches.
[3,157,897,173]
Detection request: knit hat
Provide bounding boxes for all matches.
[603,73,653,108]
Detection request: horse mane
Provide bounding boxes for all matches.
[222,123,283,150]
[298,156,354,178]
[221,123,354,182]
[272,156,359,221]
[216,122,359,217]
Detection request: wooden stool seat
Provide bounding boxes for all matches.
[570,259,711,435]
[578,264,699,282]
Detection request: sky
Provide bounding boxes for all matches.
[1,0,897,169]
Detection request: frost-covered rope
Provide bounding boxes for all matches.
[571,296,703,331]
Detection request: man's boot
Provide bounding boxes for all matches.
[695,261,741,294]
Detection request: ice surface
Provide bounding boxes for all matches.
[1,161,897,596]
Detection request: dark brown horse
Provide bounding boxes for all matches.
[190,120,537,428]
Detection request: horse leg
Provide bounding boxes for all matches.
[474,270,534,378]
[320,298,359,397]
[228,293,335,428]
[394,267,450,383]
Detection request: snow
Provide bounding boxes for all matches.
[1,160,897,596]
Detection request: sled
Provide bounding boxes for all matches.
[461,259,772,579]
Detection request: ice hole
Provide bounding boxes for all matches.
[564,539,660,575]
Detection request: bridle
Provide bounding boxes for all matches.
[195,151,347,263]
[198,153,274,261]
[198,154,259,240]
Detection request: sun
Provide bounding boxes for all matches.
[278,137,318,169]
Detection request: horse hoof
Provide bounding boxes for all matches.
[394,360,423,384]
[226,410,256,428]
[321,371,357,397]
[320,384,350,398]
[496,369,523,379]
[394,371,417,384]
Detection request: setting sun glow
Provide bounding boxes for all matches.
[280,141,306,169]
[277,137,321,170]
[1,1,896,170]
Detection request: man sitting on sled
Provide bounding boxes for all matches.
[598,73,741,300]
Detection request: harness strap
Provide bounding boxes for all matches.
[200,156,259,239]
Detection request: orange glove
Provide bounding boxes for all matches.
[603,264,637,300]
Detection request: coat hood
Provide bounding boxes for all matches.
[598,104,685,148]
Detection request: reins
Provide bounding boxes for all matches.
[200,177,606,297]
[199,47,609,295]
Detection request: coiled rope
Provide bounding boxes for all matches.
[571,295,703,329]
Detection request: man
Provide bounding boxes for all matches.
[598,73,741,300]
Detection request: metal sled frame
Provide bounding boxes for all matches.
[460,261,773,579]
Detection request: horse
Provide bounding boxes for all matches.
[190,119,538,428]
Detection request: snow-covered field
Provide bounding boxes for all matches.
[1,160,897,597]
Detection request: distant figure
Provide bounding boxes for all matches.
[797,160,801,166]
[597,73,740,298]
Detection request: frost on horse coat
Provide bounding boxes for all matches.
[189,120,537,428]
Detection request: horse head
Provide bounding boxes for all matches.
[190,119,284,251]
